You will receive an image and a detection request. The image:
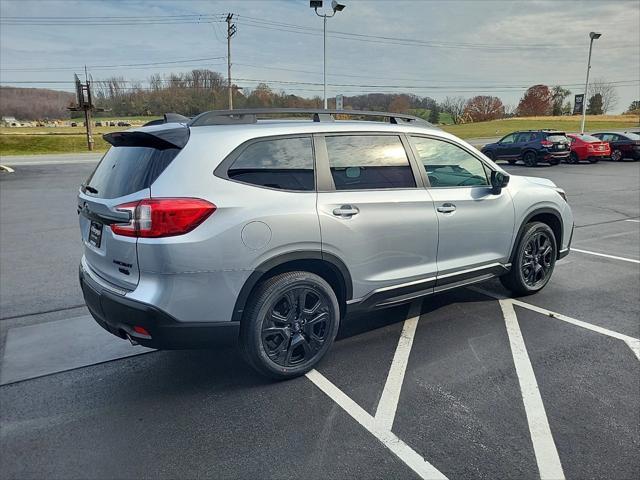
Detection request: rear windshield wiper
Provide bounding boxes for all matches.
[82,184,99,194]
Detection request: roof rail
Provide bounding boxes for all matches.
[188,108,433,127]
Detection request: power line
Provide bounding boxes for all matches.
[0,56,227,72]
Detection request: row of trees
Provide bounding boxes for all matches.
[0,87,74,120]
[2,68,632,122]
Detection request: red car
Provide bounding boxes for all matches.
[566,133,610,163]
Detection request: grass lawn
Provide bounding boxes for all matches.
[0,134,109,155]
[1,115,638,156]
[441,115,639,138]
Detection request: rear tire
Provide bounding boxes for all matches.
[240,271,340,380]
[568,152,579,164]
[523,151,537,167]
[500,222,557,296]
[611,149,623,161]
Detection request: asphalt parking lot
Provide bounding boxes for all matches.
[1,159,638,479]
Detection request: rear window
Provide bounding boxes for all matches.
[574,134,602,143]
[84,146,179,199]
[623,132,640,140]
[545,133,568,143]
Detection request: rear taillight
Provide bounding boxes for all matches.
[111,198,216,238]
[541,140,553,147]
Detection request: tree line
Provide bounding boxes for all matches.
[1,68,634,122]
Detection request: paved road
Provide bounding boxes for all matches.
[1,160,638,479]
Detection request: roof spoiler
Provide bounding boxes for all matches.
[103,127,190,150]
[143,113,191,127]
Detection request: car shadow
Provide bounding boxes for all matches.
[109,283,509,393]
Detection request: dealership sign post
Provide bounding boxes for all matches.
[573,94,585,115]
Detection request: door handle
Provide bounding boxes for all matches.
[333,205,360,218]
[437,203,456,213]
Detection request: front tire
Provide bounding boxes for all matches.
[240,271,340,380]
[500,222,557,296]
[568,152,579,164]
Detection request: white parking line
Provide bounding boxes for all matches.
[0,165,15,173]
[472,286,640,361]
[500,300,565,480]
[510,299,640,361]
[375,300,421,431]
[570,248,640,264]
[306,369,448,480]
[624,219,640,223]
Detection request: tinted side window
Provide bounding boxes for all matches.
[411,136,489,188]
[325,135,415,190]
[500,134,516,144]
[227,137,314,191]
[516,133,531,143]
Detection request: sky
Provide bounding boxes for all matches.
[1,0,639,113]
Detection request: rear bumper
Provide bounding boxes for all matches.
[541,150,570,161]
[79,265,239,349]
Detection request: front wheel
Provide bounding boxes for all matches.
[568,152,579,164]
[240,271,340,380]
[500,222,557,296]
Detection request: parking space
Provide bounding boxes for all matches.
[1,160,638,479]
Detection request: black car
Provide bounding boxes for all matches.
[592,132,640,161]
[481,130,570,167]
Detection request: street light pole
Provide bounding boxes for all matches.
[310,1,346,109]
[323,15,327,109]
[581,32,602,134]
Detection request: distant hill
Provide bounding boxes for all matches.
[0,86,75,121]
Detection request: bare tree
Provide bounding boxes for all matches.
[441,96,467,124]
[588,78,619,114]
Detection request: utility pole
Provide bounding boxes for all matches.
[68,68,104,151]
[226,13,236,110]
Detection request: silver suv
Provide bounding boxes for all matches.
[78,109,574,379]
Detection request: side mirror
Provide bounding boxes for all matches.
[490,171,509,194]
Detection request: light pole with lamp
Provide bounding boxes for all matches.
[581,31,602,133]
[310,1,346,109]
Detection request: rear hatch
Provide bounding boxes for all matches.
[78,127,188,290]
[543,132,570,154]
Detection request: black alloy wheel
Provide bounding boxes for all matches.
[241,271,340,379]
[500,221,557,295]
[521,231,554,288]
[523,151,537,167]
[261,287,330,367]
